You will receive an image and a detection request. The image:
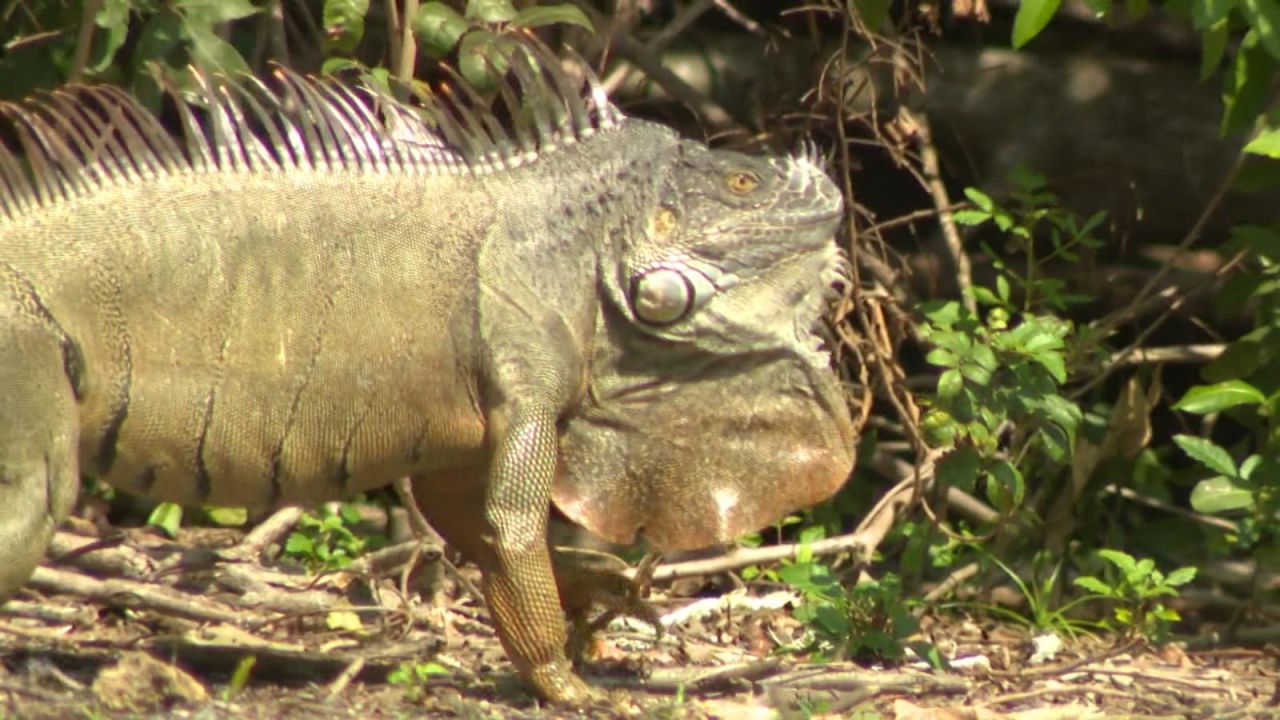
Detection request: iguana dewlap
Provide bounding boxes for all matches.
[0,51,853,704]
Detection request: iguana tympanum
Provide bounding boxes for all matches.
[0,47,854,704]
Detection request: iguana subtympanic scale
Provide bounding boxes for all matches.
[0,49,854,704]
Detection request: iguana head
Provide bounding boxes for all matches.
[601,141,848,366]
[554,143,855,550]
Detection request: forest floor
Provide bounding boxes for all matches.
[1,522,1276,720]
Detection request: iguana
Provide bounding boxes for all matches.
[0,47,854,704]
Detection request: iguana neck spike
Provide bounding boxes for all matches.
[0,41,626,223]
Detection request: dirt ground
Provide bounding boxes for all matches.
[1,524,1277,720]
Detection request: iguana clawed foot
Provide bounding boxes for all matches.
[553,548,664,664]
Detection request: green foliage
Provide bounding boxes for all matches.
[1073,550,1196,643]
[778,532,931,663]
[1171,378,1280,543]
[1012,0,1062,48]
[388,660,451,701]
[950,550,1105,639]
[283,504,383,571]
[781,563,923,662]
[146,501,184,538]
[412,0,591,87]
[0,0,593,99]
[222,655,257,700]
[921,171,1103,520]
[324,0,372,54]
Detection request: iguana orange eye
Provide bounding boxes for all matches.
[726,171,759,194]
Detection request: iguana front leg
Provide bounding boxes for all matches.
[0,319,81,599]
[412,404,589,704]
[481,402,589,703]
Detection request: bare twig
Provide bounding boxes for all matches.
[1102,484,1236,532]
[1108,343,1226,367]
[710,0,764,35]
[580,3,737,129]
[324,657,365,700]
[1092,151,1246,336]
[646,469,935,583]
[392,477,484,605]
[233,506,305,562]
[647,0,715,51]
[902,107,975,313]
[1077,249,1248,398]
[396,0,419,82]
[25,566,259,627]
[68,0,101,83]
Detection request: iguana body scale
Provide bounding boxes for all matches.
[0,52,854,704]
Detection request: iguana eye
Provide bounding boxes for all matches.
[630,268,695,325]
[726,171,760,195]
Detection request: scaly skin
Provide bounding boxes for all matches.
[0,64,852,704]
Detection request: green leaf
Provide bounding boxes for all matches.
[1239,0,1280,61]
[133,12,186,77]
[1038,422,1072,462]
[183,25,252,74]
[465,0,517,23]
[1012,0,1062,48]
[1201,19,1231,80]
[226,655,256,698]
[1098,548,1138,575]
[921,409,960,447]
[1245,126,1280,157]
[1173,434,1239,477]
[1164,567,1198,587]
[285,533,314,555]
[959,362,993,387]
[323,0,371,54]
[1035,351,1067,384]
[147,502,184,538]
[851,0,893,31]
[921,300,966,330]
[1174,380,1266,413]
[176,0,260,25]
[968,285,1002,306]
[206,506,248,526]
[91,0,134,74]
[1073,576,1113,595]
[1231,224,1280,262]
[413,3,469,57]
[936,446,980,492]
[512,4,593,31]
[1189,475,1256,513]
[963,187,994,211]
[458,30,503,90]
[926,348,957,367]
[938,368,964,400]
[952,209,991,226]
[988,459,1025,511]
[1192,0,1236,28]
[1222,32,1279,136]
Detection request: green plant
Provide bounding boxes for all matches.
[778,530,926,663]
[283,503,382,571]
[408,0,590,90]
[920,172,1096,519]
[388,660,451,701]
[947,550,1105,639]
[1074,550,1197,643]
